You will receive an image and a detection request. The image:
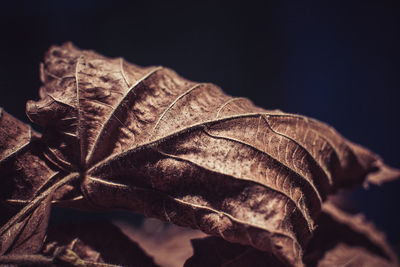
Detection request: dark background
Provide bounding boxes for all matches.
[1,0,399,253]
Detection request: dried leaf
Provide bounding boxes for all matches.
[0,108,55,209]
[1,43,399,266]
[0,109,84,263]
[114,217,206,267]
[0,220,153,267]
[0,109,54,258]
[0,194,51,255]
[184,202,399,267]
[44,220,158,267]
[304,202,398,266]
[0,109,85,224]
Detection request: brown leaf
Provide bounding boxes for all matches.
[0,220,148,267]
[0,108,87,220]
[0,109,87,264]
[0,109,57,258]
[0,108,105,263]
[114,217,206,267]
[184,202,399,267]
[44,220,158,267]
[0,108,55,209]
[0,194,52,255]
[304,202,399,267]
[1,42,399,266]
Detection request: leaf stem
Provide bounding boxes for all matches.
[0,172,80,236]
[0,254,53,265]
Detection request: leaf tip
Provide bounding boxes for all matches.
[364,161,400,187]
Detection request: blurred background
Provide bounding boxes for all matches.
[1,0,399,254]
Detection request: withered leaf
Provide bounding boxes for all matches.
[0,108,82,262]
[304,202,398,267]
[0,108,56,210]
[0,109,57,259]
[0,194,51,256]
[1,42,399,266]
[44,220,158,267]
[185,202,398,267]
[115,217,206,267]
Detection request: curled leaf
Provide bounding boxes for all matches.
[0,109,84,224]
[0,109,99,263]
[0,194,52,256]
[1,43,399,266]
[0,109,55,208]
[0,109,56,258]
[184,202,399,267]
[304,202,399,267]
[44,220,158,267]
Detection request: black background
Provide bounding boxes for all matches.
[1,0,399,254]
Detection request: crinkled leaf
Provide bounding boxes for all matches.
[1,43,399,266]
[0,109,57,256]
[0,109,84,222]
[184,203,399,267]
[9,42,396,266]
[0,109,91,260]
[0,194,51,256]
[304,202,398,266]
[0,109,56,207]
[44,220,158,267]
